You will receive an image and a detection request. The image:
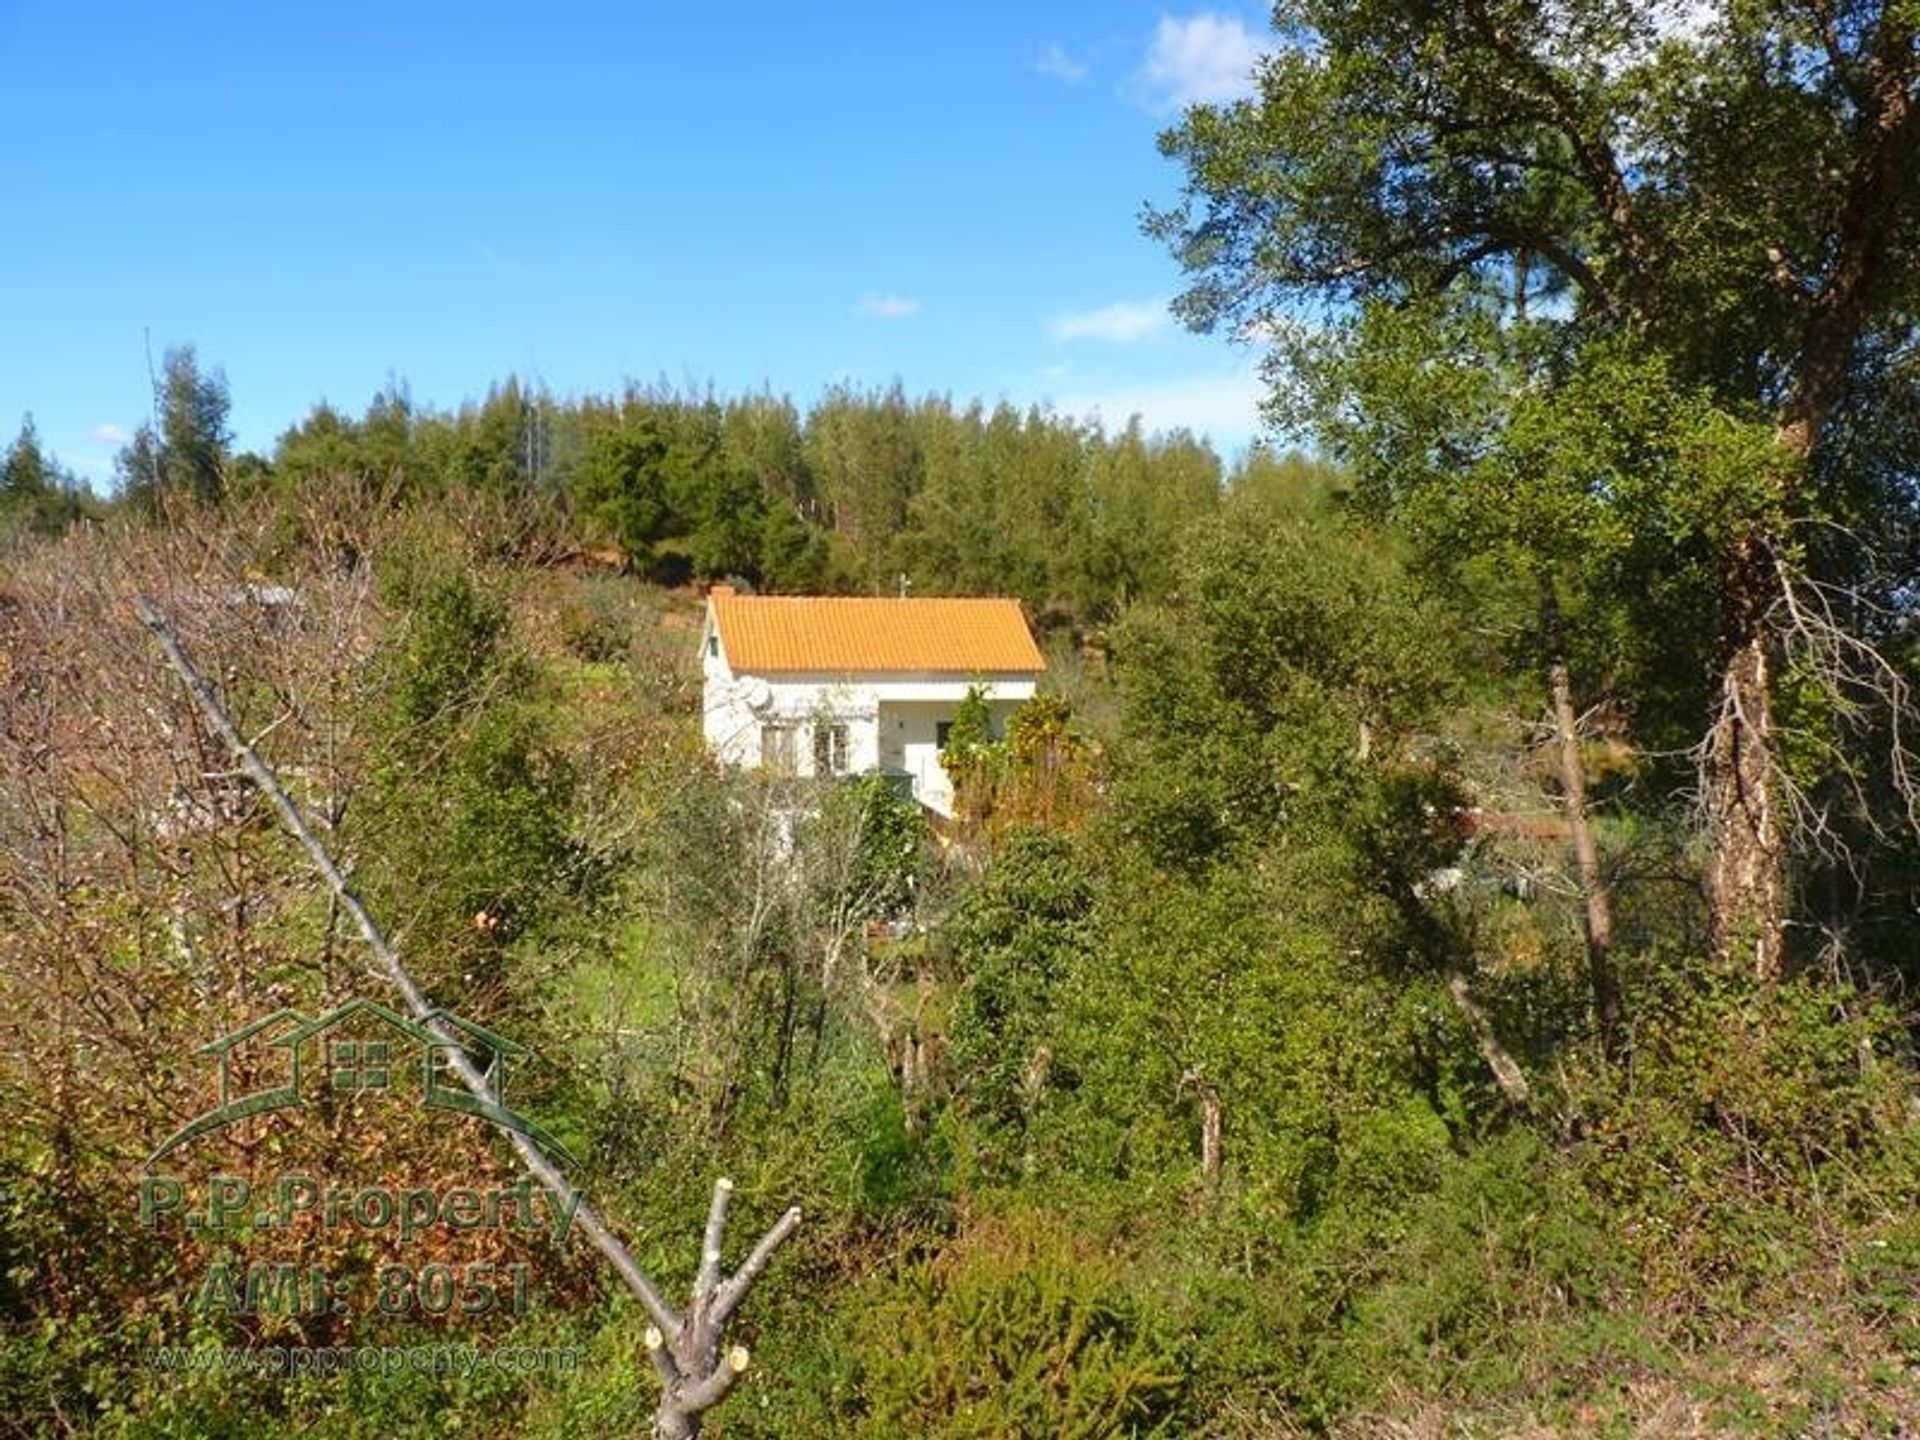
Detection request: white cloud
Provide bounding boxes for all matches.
[1051,298,1169,344]
[854,292,921,319]
[1052,367,1267,452]
[1036,42,1089,82]
[1137,12,1270,111]
[91,422,131,445]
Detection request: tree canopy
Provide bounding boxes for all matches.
[116,344,234,510]
[1150,0,1920,976]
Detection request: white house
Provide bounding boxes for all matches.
[700,587,1046,817]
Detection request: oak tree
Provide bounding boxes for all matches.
[1150,0,1920,976]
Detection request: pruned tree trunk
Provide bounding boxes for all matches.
[647,1178,803,1439]
[1540,579,1624,1058]
[136,597,801,1438]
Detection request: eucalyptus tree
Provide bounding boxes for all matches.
[117,344,233,510]
[804,383,923,589]
[1150,0,1920,977]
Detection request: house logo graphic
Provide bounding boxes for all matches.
[148,998,574,1168]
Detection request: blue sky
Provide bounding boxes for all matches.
[0,2,1279,487]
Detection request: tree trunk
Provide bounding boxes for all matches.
[1702,403,1813,981]
[1697,13,1919,976]
[646,1178,799,1439]
[137,600,801,1438]
[1447,973,1533,1112]
[1180,1067,1222,1187]
[1539,580,1624,1058]
[1703,542,1787,980]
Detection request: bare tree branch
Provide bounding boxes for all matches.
[1448,971,1534,1111]
[711,1203,803,1328]
[134,595,799,1438]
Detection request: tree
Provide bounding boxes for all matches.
[273,400,363,489]
[1,413,50,503]
[805,774,927,927]
[676,401,766,580]
[1104,498,1560,1106]
[268,384,424,496]
[1319,324,1749,1054]
[1072,419,1221,615]
[576,414,674,565]
[1150,0,1920,978]
[117,344,233,509]
[937,692,1100,839]
[136,597,799,1440]
[805,384,922,588]
[947,829,1095,1150]
[1,414,85,535]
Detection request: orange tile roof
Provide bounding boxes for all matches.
[710,594,1046,674]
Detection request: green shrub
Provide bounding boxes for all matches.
[842,1206,1187,1437]
[1576,967,1912,1315]
[554,578,632,665]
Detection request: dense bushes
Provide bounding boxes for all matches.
[6,482,1920,1437]
[839,1207,1189,1437]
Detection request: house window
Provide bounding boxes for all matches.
[813,722,849,776]
[707,633,718,658]
[936,721,953,750]
[331,1039,391,1092]
[760,723,797,774]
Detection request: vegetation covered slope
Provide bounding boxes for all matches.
[1,452,1917,1436]
[5,0,1920,1419]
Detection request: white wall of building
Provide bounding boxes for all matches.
[700,610,1037,815]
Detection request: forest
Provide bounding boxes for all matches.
[5,0,1920,1434]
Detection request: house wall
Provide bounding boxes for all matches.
[700,605,1036,814]
[878,698,1023,816]
[701,617,761,767]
